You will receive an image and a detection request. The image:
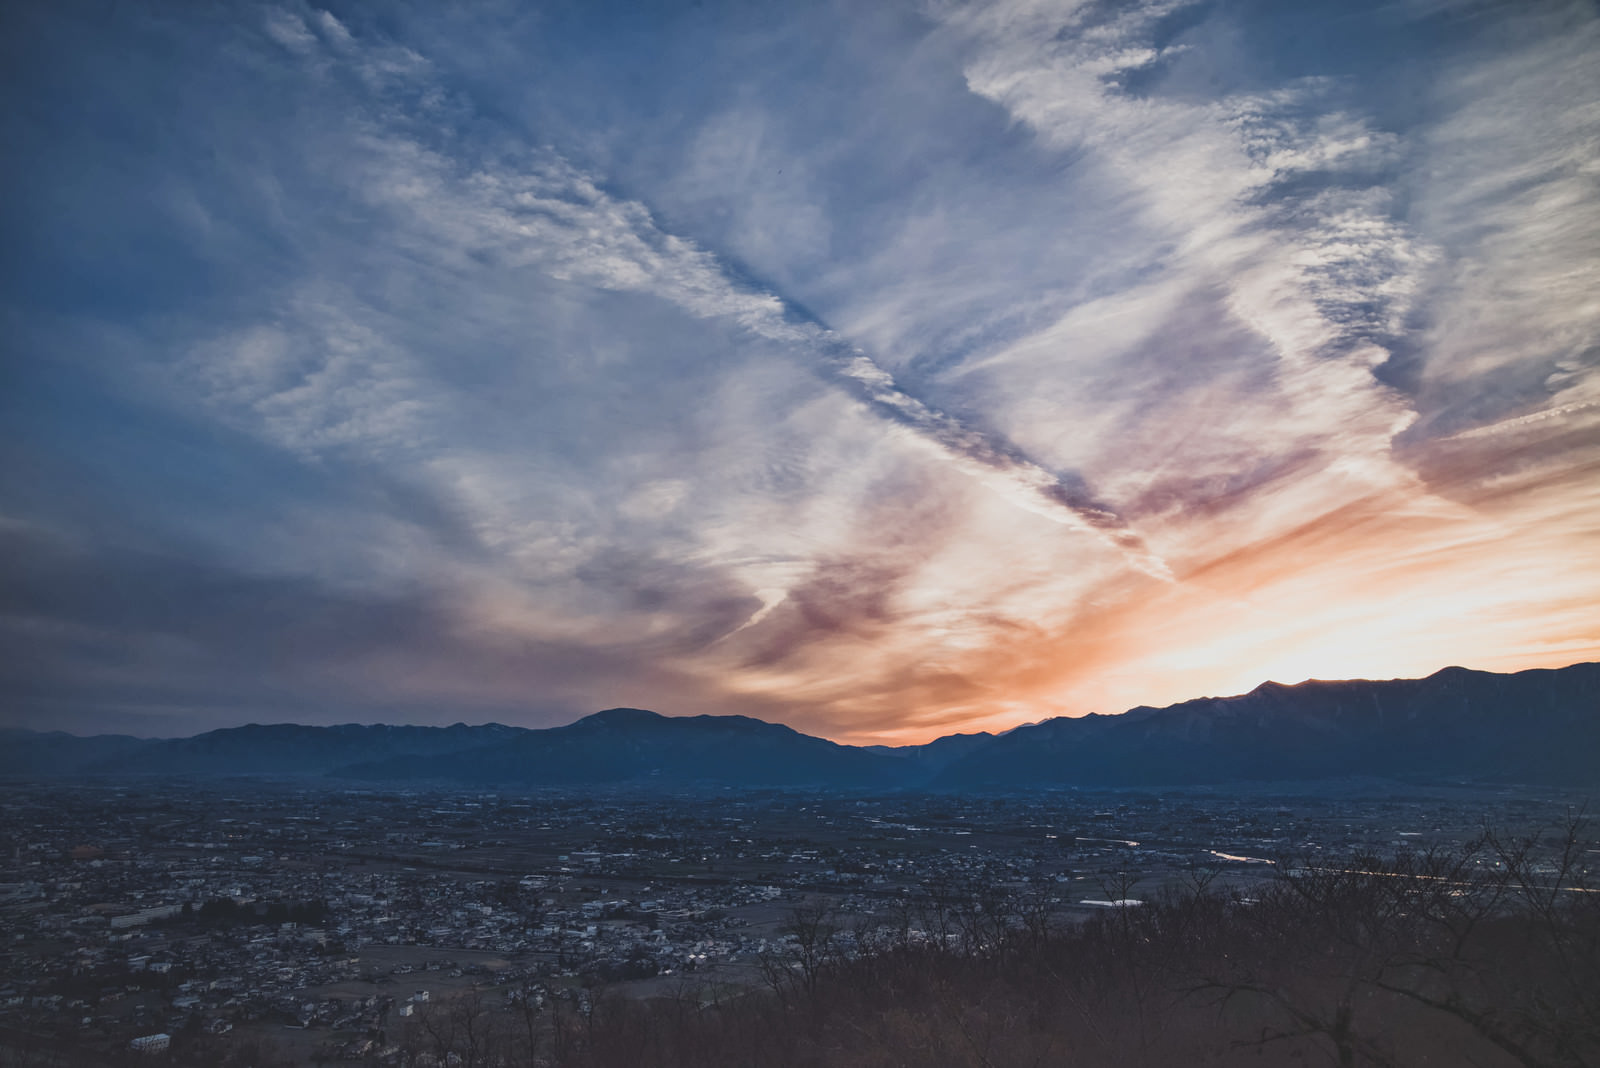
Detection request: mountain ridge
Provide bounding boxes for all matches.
[2,662,1594,787]
[932,662,1599,788]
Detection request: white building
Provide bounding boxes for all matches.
[130,1033,171,1053]
[110,905,180,929]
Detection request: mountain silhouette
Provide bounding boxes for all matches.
[3,662,1594,788]
[337,708,905,787]
[933,662,1600,787]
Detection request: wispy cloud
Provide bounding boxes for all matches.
[192,10,1174,581]
[3,0,1597,741]
[941,0,1429,470]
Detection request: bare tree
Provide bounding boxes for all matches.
[1196,816,1599,1068]
[405,989,503,1068]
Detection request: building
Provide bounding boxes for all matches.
[110,905,181,929]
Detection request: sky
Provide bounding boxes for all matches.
[2,0,1597,745]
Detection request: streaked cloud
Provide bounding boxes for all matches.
[2,0,1596,742]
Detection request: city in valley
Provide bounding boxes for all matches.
[0,778,1588,1064]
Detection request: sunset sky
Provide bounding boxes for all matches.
[4,0,1598,744]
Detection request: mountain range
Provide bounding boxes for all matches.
[3,662,1595,788]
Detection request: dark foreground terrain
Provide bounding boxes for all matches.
[559,834,1598,1068]
[0,780,1593,1066]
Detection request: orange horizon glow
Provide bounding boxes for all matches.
[659,458,1600,747]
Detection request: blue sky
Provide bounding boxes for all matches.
[4,0,1598,742]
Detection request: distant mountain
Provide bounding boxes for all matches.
[338,708,908,788]
[0,728,155,776]
[934,662,1600,788]
[862,731,997,774]
[2,662,1594,788]
[0,722,518,777]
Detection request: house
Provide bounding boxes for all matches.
[129,1033,171,1054]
